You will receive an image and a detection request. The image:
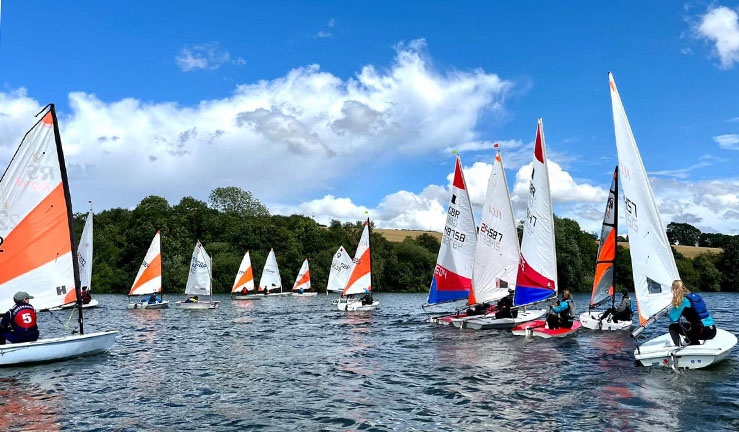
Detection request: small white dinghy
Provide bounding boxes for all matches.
[337,219,379,311]
[257,249,286,296]
[291,258,317,296]
[579,311,631,331]
[127,231,169,310]
[175,241,220,309]
[462,309,547,330]
[51,298,100,311]
[0,105,117,366]
[609,73,735,368]
[231,250,258,300]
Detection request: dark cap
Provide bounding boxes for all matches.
[13,291,34,302]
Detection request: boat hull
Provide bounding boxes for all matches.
[231,294,261,300]
[292,292,318,297]
[634,328,737,369]
[463,309,547,330]
[48,298,100,311]
[127,301,169,310]
[428,313,468,326]
[174,301,220,309]
[336,299,379,311]
[579,311,632,331]
[0,331,117,366]
[511,319,582,338]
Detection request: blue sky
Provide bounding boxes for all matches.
[1,1,738,233]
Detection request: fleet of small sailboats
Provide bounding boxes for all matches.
[128,231,168,309]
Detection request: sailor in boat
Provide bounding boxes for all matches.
[599,289,632,323]
[183,295,199,303]
[0,292,40,345]
[495,288,518,320]
[546,290,576,330]
[465,302,489,317]
[80,287,93,304]
[240,287,248,295]
[142,294,162,305]
[668,280,717,346]
[360,289,373,305]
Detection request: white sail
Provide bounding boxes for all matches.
[292,258,311,291]
[231,250,255,293]
[327,246,352,292]
[77,208,93,291]
[513,119,558,306]
[609,73,677,325]
[258,249,282,292]
[343,220,372,296]
[426,156,478,305]
[129,231,162,296]
[0,109,78,312]
[185,241,212,296]
[472,150,520,305]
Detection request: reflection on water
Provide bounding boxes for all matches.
[0,292,736,430]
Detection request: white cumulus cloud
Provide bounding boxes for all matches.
[175,42,245,71]
[697,6,739,69]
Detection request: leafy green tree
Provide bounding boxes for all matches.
[666,222,701,246]
[208,186,269,217]
[719,238,739,292]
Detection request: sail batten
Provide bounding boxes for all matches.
[609,73,678,327]
[514,119,557,307]
[129,231,162,296]
[427,156,477,305]
[471,151,520,305]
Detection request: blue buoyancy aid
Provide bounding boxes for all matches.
[686,293,710,320]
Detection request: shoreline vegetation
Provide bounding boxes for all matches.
[82,187,739,295]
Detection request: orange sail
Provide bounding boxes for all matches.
[129,231,163,296]
[590,167,618,307]
[343,220,372,296]
[231,250,255,293]
[0,107,80,311]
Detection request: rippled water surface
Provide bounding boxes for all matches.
[1,292,738,431]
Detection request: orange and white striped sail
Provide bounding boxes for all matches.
[590,167,618,307]
[0,108,78,311]
[129,231,162,296]
[343,220,372,296]
[231,250,255,293]
[292,258,311,291]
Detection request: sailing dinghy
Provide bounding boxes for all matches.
[426,156,477,324]
[455,150,546,330]
[127,231,168,309]
[292,259,316,296]
[0,105,116,366]
[579,168,631,330]
[337,219,379,311]
[231,251,260,300]
[258,249,290,296]
[52,206,99,310]
[175,241,220,309]
[511,119,580,338]
[327,246,352,297]
[609,73,735,368]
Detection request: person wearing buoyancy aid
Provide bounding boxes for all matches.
[0,292,39,345]
[241,287,248,295]
[668,280,716,346]
[547,290,576,329]
[184,295,199,303]
[599,289,633,323]
[495,288,518,320]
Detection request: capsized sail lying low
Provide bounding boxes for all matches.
[425,156,477,307]
[590,167,618,309]
[232,250,255,293]
[0,105,116,365]
[327,246,352,293]
[514,119,557,307]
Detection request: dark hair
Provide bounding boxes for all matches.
[621,289,629,296]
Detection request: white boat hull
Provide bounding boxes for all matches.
[634,328,737,369]
[127,301,170,310]
[48,298,100,311]
[0,331,117,366]
[231,294,261,300]
[174,301,220,310]
[292,292,318,297]
[462,309,547,330]
[336,299,379,311]
[579,311,632,331]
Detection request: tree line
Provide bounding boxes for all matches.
[79,187,739,295]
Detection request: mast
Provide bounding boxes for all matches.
[160,231,164,302]
[368,218,373,293]
[50,104,84,335]
[612,166,618,310]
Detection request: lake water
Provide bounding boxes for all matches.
[1,292,737,431]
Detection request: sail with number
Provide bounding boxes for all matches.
[258,249,282,292]
[231,250,255,293]
[343,220,372,296]
[514,119,558,306]
[185,240,212,296]
[78,208,93,291]
[0,107,80,312]
[426,156,477,305]
[609,73,677,326]
[471,150,520,305]
[590,167,618,308]
[327,246,352,292]
[292,259,311,291]
[129,231,163,296]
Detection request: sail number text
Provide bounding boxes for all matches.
[444,226,467,249]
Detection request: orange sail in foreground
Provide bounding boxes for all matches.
[129,231,163,296]
[590,167,618,308]
[343,219,372,296]
[0,107,80,311]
